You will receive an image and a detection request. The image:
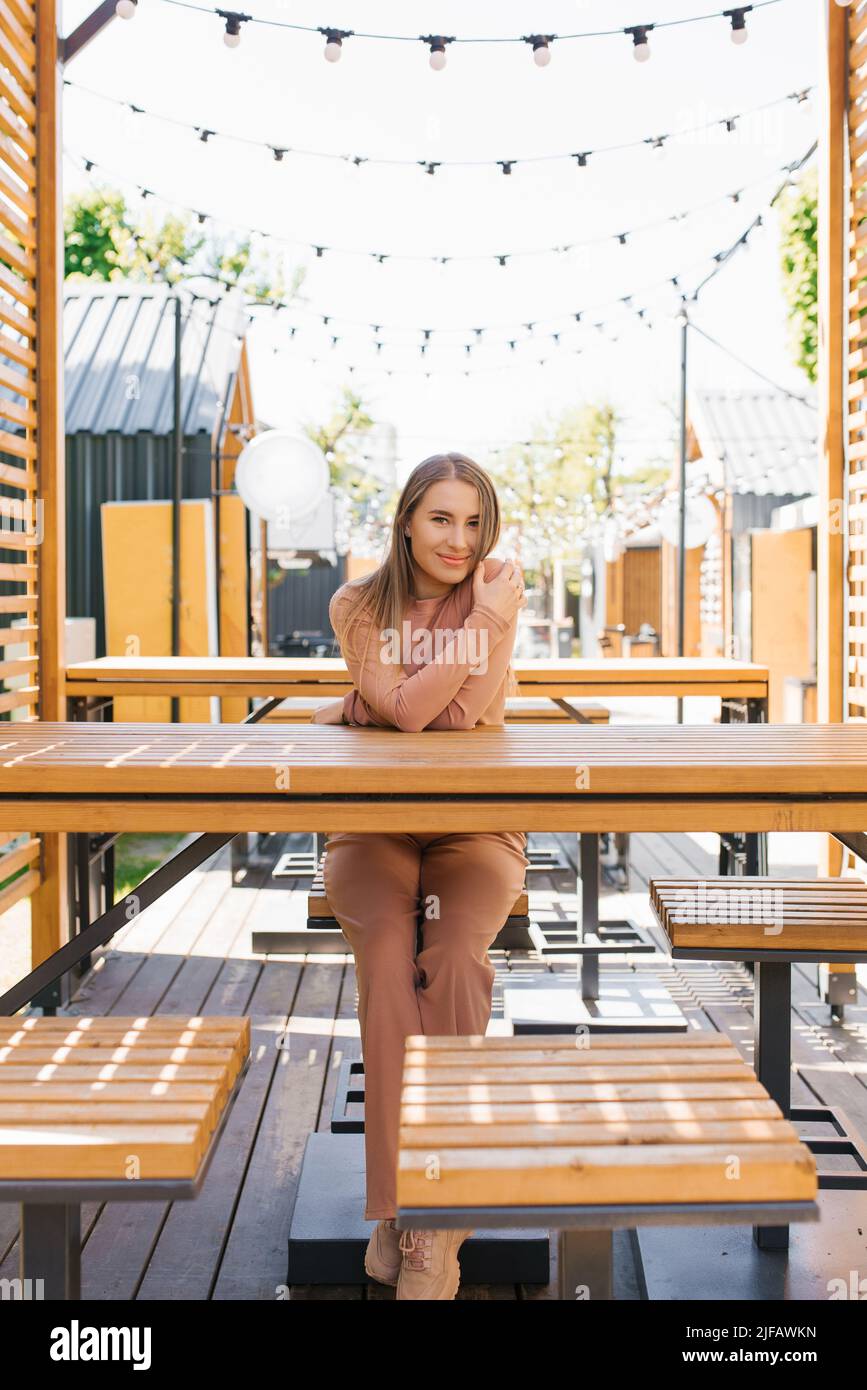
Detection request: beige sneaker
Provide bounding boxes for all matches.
[395,1226,474,1300]
[364,1219,402,1286]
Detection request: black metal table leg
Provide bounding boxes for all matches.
[558,1227,612,1299]
[718,696,769,877]
[578,834,600,1000]
[20,1202,81,1300]
[232,697,288,877]
[718,698,730,874]
[76,830,91,976]
[746,696,769,875]
[753,959,792,1250]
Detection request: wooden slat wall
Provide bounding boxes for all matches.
[848,2,867,722]
[0,0,41,928]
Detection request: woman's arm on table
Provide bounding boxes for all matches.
[329,582,515,734]
[423,603,519,729]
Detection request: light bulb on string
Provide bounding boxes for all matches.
[626,24,653,62]
[423,36,453,71]
[217,10,249,48]
[525,35,553,67]
[115,0,136,17]
[724,7,751,44]
[320,28,352,62]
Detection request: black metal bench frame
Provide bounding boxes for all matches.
[395,1199,820,1301]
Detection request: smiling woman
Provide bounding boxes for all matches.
[323,458,525,732]
[314,451,530,1299]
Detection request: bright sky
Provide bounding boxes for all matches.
[60,0,819,483]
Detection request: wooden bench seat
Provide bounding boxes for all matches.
[308,862,529,923]
[0,1015,249,1179]
[252,852,532,955]
[0,1015,251,1298]
[395,1032,818,1298]
[649,875,867,955]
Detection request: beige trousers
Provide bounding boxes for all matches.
[323,830,529,1220]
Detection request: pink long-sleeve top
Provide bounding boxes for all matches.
[328,556,519,733]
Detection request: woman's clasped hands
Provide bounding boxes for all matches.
[472,559,527,625]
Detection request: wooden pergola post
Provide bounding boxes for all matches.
[29,0,67,967]
[818,0,847,879]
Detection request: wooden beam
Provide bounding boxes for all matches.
[818,0,848,876]
[30,0,67,969]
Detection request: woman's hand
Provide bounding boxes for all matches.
[311,698,346,725]
[472,558,527,625]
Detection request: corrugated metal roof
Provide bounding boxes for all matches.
[62,280,251,436]
[689,387,817,497]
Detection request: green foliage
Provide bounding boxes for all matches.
[778,166,818,384]
[304,388,400,531]
[64,188,129,279]
[112,834,185,902]
[490,400,669,567]
[63,186,294,302]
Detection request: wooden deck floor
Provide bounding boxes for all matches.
[2,827,866,1300]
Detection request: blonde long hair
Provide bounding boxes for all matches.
[336,452,519,699]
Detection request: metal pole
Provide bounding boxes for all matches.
[171,296,182,723]
[676,308,689,724]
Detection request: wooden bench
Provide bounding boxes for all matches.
[649,875,867,1247]
[251,851,533,955]
[395,1032,818,1299]
[0,1015,251,1299]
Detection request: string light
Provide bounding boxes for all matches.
[65,77,814,181]
[626,24,654,60]
[63,136,810,279]
[248,145,814,377]
[115,0,137,16]
[422,35,453,70]
[66,139,786,351]
[724,7,753,42]
[215,9,250,48]
[156,0,785,64]
[320,27,352,62]
[525,35,554,67]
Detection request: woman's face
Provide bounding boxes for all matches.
[404,477,482,595]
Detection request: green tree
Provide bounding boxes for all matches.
[778,166,818,384]
[305,388,399,541]
[489,400,669,608]
[63,186,294,302]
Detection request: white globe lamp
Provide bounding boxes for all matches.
[234,431,329,530]
[656,494,716,549]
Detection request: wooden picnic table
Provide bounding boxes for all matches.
[64,655,770,933]
[3,720,862,1026]
[1,720,861,836]
[62,656,772,986]
[65,654,770,706]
